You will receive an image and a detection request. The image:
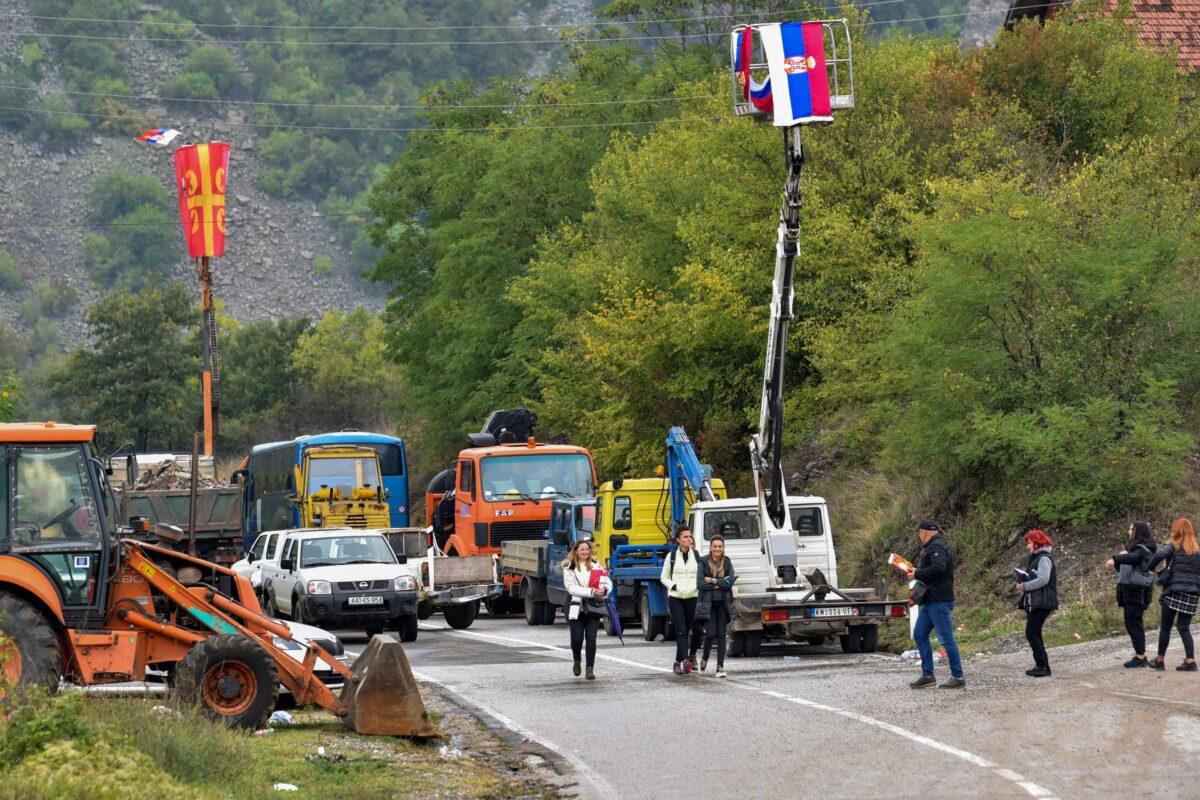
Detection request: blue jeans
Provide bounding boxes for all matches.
[914,601,963,679]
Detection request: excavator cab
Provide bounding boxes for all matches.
[0,423,438,738]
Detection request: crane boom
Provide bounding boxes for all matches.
[664,426,716,538]
[749,125,805,583]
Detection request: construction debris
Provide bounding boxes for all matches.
[132,459,226,490]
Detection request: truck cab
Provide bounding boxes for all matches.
[593,477,727,562]
[293,445,390,529]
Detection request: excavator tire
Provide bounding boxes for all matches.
[0,591,62,696]
[175,634,279,729]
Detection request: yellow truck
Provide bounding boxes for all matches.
[292,445,391,529]
[592,476,727,562]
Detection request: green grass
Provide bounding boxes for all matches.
[0,695,530,800]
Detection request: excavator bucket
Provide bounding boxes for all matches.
[339,634,442,738]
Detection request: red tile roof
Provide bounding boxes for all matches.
[1110,0,1200,72]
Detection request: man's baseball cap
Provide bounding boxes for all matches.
[917,520,941,532]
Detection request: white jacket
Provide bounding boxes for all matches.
[660,548,699,599]
[563,560,611,619]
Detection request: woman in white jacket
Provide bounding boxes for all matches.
[563,539,610,680]
[660,528,700,674]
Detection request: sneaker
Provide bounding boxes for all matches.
[939,676,966,689]
[715,666,727,678]
[1176,661,1198,672]
[1025,667,1051,678]
[573,660,581,677]
[909,675,936,689]
[673,662,683,675]
[1153,658,1166,671]
[586,667,595,680]
[699,658,708,673]
[1124,656,1148,668]
[683,660,694,675]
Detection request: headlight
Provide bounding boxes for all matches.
[394,575,417,591]
[306,580,332,595]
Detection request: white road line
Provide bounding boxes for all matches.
[412,669,618,800]
[434,626,1061,800]
[1079,681,1200,709]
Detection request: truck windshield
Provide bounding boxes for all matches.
[480,454,593,501]
[299,535,396,567]
[575,504,596,533]
[703,509,760,540]
[306,457,381,496]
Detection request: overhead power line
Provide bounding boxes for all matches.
[0,83,718,112]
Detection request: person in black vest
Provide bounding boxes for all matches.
[1147,517,1200,672]
[1015,530,1058,678]
[1106,522,1156,668]
[904,521,965,689]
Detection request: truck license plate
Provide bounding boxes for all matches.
[810,607,856,618]
[348,596,384,606]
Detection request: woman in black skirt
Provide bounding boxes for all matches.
[1147,518,1200,672]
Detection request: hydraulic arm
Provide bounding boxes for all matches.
[664,426,717,537]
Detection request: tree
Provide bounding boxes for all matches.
[51,285,199,452]
[218,316,312,452]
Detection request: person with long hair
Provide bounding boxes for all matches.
[660,527,700,675]
[697,534,737,678]
[562,539,609,680]
[1015,529,1059,678]
[1106,521,1157,667]
[1147,518,1200,672]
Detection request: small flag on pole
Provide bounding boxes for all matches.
[135,128,181,146]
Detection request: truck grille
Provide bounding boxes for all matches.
[489,520,548,547]
[336,580,390,591]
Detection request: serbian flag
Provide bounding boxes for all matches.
[761,22,832,126]
[135,127,180,146]
[732,28,773,112]
[173,142,230,259]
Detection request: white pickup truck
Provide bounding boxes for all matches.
[258,528,420,641]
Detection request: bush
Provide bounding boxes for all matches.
[0,691,94,765]
[312,253,333,277]
[89,168,173,224]
[159,72,218,107]
[27,97,88,150]
[183,46,245,96]
[0,249,22,290]
[142,10,198,50]
[85,205,178,290]
[19,279,78,322]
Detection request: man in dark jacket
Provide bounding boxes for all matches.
[905,521,965,689]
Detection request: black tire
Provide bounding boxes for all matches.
[174,634,279,729]
[417,601,434,621]
[290,594,305,624]
[540,602,557,626]
[745,630,763,658]
[484,597,507,617]
[263,590,280,619]
[444,601,479,630]
[839,626,863,654]
[364,626,384,638]
[859,624,879,653]
[640,591,665,642]
[0,591,62,694]
[398,614,419,643]
[805,636,825,647]
[524,587,544,626]
[728,631,747,658]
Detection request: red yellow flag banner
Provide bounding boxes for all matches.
[173,142,230,258]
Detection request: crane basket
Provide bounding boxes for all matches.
[731,19,854,125]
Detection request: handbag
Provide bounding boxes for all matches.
[583,598,607,618]
[910,580,929,604]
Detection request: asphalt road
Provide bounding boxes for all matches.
[339,616,1200,800]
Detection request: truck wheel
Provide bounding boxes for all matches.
[805,635,826,647]
[859,624,879,653]
[745,630,762,658]
[263,591,280,619]
[640,592,665,642]
[398,614,419,643]
[417,601,434,621]
[0,591,62,695]
[540,603,556,626]
[175,634,278,729]
[524,590,544,626]
[728,631,746,658]
[444,601,479,630]
[839,626,863,654]
[484,598,507,617]
[291,594,306,624]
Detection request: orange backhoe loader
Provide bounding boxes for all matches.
[0,422,438,736]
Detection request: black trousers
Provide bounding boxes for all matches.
[1025,607,1053,670]
[1158,606,1195,660]
[1123,603,1147,655]
[569,614,599,668]
[703,604,731,666]
[669,596,697,663]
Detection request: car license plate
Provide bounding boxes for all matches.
[348,596,384,606]
[810,607,856,618]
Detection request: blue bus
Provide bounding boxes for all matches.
[241,432,409,547]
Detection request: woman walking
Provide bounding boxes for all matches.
[1016,530,1058,678]
[1106,522,1157,668]
[562,539,609,680]
[697,534,736,678]
[1148,518,1200,672]
[661,527,700,674]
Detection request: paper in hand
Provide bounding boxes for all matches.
[888,553,914,573]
